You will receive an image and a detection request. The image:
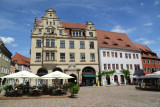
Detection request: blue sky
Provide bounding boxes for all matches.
[0,0,160,57]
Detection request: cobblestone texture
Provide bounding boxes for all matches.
[0,85,160,107]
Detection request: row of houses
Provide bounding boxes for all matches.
[29,9,160,86]
[0,9,159,86]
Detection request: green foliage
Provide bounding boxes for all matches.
[102,70,116,78]
[3,85,12,91]
[121,69,130,84]
[98,72,102,83]
[66,82,75,88]
[0,86,2,94]
[70,85,80,95]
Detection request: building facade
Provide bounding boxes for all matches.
[0,38,12,85]
[134,43,160,74]
[30,9,99,86]
[97,30,143,85]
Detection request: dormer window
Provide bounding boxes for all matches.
[46,28,54,34]
[126,45,131,47]
[90,27,92,29]
[89,32,93,37]
[117,39,123,41]
[103,42,108,44]
[53,22,55,25]
[113,43,118,46]
[46,22,48,25]
[50,22,52,25]
[71,31,82,37]
[59,30,62,35]
[105,37,110,39]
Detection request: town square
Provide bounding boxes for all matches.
[0,0,160,107]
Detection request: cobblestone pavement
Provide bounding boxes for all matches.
[0,85,160,107]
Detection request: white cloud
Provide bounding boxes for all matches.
[11,44,18,47]
[154,0,159,5]
[111,26,135,33]
[144,22,152,26]
[158,15,160,18]
[0,37,14,44]
[26,24,31,26]
[140,3,144,6]
[135,38,155,45]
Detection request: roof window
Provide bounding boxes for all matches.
[117,39,123,41]
[113,43,118,46]
[103,42,108,44]
[105,37,110,39]
[126,45,131,47]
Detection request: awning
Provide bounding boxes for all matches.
[83,74,96,77]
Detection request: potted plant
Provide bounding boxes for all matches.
[69,85,80,98]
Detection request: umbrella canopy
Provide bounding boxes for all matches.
[1,70,39,79]
[41,71,74,79]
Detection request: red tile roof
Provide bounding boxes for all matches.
[35,20,41,25]
[96,29,140,51]
[12,53,30,65]
[60,22,86,29]
[134,43,160,59]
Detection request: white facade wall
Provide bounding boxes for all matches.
[99,47,143,86]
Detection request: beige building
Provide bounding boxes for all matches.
[30,9,99,86]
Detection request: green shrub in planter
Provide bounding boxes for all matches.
[3,85,12,92]
[70,85,80,95]
[66,82,75,89]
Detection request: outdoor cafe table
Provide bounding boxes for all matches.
[30,88,42,96]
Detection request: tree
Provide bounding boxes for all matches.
[121,69,130,84]
[102,70,116,78]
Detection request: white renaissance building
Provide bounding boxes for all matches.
[97,29,143,85]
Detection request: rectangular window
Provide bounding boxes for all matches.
[46,39,50,47]
[143,60,145,63]
[116,64,119,70]
[79,32,82,36]
[111,52,114,57]
[51,39,55,47]
[104,64,107,70]
[121,64,123,70]
[72,31,75,36]
[137,64,140,70]
[134,64,137,70]
[47,29,50,33]
[133,54,135,59]
[115,52,118,58]
[108,64,111,70]
[120,53,122,58]
[130,64,133,70]
[51,53,55,61]
[126,64,129,70]
[80,53,85,61]
[148,68,151,72]
[76,31,78,36]
[80,41,85,49]
[70,41,74,48]
[144,68,147,72]
[46,53,49,61]
[70,53,75,61]
[60,53,65,61]
[59,30,62,35]
[39,29,42,34]
[103,51,106,57]
[125,53,128,59]
[51,29,54,33]
[112,64,115,70]
[36,40,41,47]
[136,54,139,59]
[36,53,41,61]
[50,22,52,25]
[129,54,131,59]
[148,60,150,63]
[60,40,65,48]
[90,53,95,61]
[90,42,94,49]
[89,32,93,37]
[107,52,110,57]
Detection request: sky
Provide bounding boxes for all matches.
[0,0,160,57]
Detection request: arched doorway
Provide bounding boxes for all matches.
[82,67,96,86]
[114,75,118,83]
[52,67,63,85]
[106,76,110,85]
[37,68,48,86]
[68,74,77,84]
[120,75,124,84]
